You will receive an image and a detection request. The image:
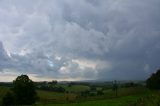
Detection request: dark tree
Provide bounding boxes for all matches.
[112,80,118,97]
[97,90,104,95]
[90,86,96,91]
[51,80,58,85]
[2,92,15,106]
[146,69,160,90]
[13,75,38,105]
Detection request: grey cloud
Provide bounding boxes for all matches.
[0,0,160,81]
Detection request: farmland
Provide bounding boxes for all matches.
[1,82,160,106]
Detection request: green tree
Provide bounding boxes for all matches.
[146,69,160,89]
[51,80,58,85]
[13,75,38,105]
[112,80,118,97]
[2,92,15,106]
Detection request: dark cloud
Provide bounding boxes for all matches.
[0,0,160,81]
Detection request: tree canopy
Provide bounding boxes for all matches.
[13,75,38,105]
[146,69,160,90]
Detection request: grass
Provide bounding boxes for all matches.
[36,87,151,106]
[37,90,77,104]
[37,95,142,106]
[1,85,160,106]
[130,90,160,106]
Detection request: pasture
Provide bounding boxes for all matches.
[0,83,160,106]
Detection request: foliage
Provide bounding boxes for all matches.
[123,82,137,88]
[97,90,104,95]
[146,69,160,89]
[13,75,38,105]
[80,90,90,97]
[0,85,156,106]
[2,92,15,106]
[90,86,96,91]
[38,86,65,92]
[48,80,58,85]
[65,85,90,92]
[112,80,118,97]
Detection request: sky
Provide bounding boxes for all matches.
[0,0,160,82]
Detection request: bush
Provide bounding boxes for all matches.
[2,92,15,106]
[38,86,65,92]
[90,86,96,91]
[2,75,39,105]
[97,90,104,95]
[81,90,90,97]
[146,69,160,90]
[13,75,38,105]
[124,82,137,88]
[89,92,96,96]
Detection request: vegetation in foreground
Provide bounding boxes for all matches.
[0,69,160,106]
[1,75,38,106]
[1,86,160,106]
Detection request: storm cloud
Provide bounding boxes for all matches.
[0,0,160,81]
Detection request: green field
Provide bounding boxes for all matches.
[1,85,160,106]
[37,95,142,106]
[37,90,77,104]
[36,86,160,106]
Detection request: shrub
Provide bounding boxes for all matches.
[13,75,38,105]
[146,69,160,90]
[2,92,15,106]
[97,90,104,95]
